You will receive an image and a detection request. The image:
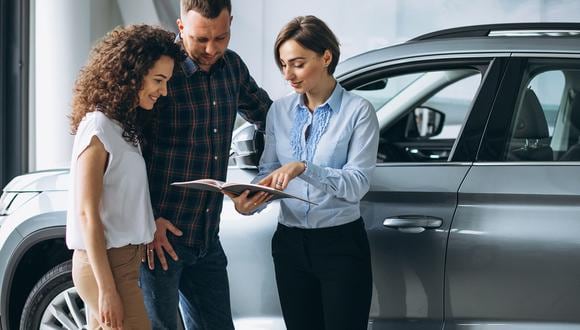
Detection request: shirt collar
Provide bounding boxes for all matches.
[176,35,226,77]
[295,82,343,114]
[180,57,199,77]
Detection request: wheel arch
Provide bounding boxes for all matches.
[1,226,70,330]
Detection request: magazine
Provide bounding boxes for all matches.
[171,179,317,205]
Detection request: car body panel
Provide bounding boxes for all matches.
[363,164,470,330]
[2,169,69,193]
[446,164,580,329]
[0,186,68,330]
[219,167,285,328]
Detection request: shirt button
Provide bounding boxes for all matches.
[213,128,218,133]
[206,208,210,213]
[212,101,217,106]
[214,156,218,160]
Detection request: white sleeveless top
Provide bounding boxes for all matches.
[66,111,155,250]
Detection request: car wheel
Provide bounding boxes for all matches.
[20,260,88,330]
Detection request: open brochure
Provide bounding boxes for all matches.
[171,179,317,205]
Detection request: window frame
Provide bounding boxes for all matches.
[477,56,580,163]
[338,55,509,163]
[0,0,30,188]
[0,0,5,187]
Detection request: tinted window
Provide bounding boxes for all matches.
[502,60,580,161]
[528,70,565,135]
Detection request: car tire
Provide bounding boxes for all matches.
[20,259,87,330]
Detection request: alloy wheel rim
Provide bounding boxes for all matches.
[39,287,88,330]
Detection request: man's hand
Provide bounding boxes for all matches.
[145,217,183,271]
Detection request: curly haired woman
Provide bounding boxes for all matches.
[65,24,183,329]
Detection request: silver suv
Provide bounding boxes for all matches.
[2,23,580,330]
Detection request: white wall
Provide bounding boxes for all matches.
[32,0,150,170]
[34,0,92,170]
[116,0,160,26]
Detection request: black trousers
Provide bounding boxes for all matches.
[272,218,372,330]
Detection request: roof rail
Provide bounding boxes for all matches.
[411,22,580,41]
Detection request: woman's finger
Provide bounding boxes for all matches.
[256,192,270,204]
[111,310,123,329]
[257,175,273,186]
[102,314,110,328]
[248,198,258,209]
[272,174,282,190]
[283,173,291,187]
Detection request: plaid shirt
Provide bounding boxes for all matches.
[143,49,271,253]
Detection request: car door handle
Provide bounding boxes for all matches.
[383,215,443,233]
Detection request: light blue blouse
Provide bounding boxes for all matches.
[255,83,379,228]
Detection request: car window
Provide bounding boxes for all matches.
[527,70,565,135]
[503,60,580,161]
[353,73,422,110]
[351,67,484,163]
[422,73,481,140]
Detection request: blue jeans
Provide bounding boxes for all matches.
[140,239,235,330]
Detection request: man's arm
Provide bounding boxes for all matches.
[234,54,273,132]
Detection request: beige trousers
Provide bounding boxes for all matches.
[72,245,151,330]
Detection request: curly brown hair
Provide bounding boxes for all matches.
[70,24,185,144]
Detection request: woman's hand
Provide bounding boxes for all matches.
[98,287,124,329]
[225,190,271,215]
[258,161,306,190]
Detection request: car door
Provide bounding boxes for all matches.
[445,56,580,329]
[343,55,509,330]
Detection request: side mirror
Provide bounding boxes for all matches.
[405,106,445,139]
[230,123,264,169]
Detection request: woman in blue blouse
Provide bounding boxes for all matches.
[230,15,379,330]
